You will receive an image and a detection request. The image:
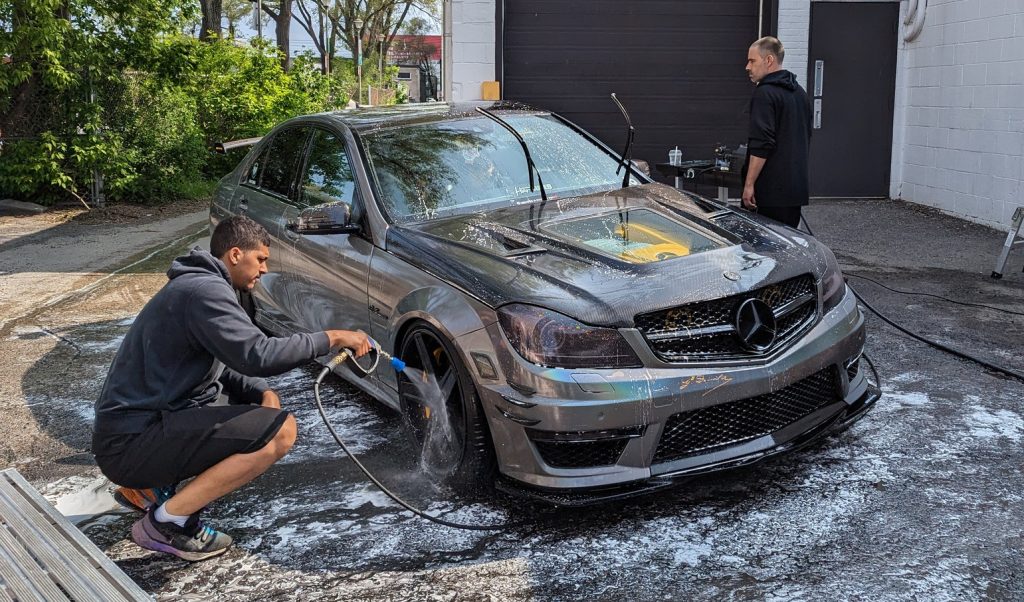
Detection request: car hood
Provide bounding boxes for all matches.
[385,183,829,327]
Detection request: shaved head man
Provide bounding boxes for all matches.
[741,36,812,228]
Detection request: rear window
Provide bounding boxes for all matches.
[259,128,308,197]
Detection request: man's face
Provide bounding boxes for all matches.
[225,244,270,291]
[746,46,773,83]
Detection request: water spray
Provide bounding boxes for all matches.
[312,338,511,531]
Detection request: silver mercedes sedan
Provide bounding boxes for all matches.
[211,101,879,502]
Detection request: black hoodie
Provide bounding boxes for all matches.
[93,247,330,434]
[745,69,812,208]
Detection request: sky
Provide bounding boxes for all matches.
[229,3,441,58]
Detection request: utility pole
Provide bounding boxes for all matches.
[354,18,363,105]
[251,0,262,40]
[442,0,452,101]
[378,33,385,79]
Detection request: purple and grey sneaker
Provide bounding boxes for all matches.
[130,508,233,561]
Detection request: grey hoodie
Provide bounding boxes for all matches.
[93,247,330,434]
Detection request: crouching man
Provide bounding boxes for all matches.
[92,215,369,561]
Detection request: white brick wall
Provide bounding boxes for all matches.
[450,0,495,101]
[897,0,1024,229]
[778,0,811,86]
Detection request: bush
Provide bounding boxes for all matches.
[1,31,407,206]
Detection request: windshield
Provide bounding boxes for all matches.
[361,113,639,222]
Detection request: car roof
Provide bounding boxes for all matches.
[303,100,546,133]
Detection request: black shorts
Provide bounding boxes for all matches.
[93,404,291,489]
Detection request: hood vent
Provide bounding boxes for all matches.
[469,222,548,258]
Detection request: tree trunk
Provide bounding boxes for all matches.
[200,0,223,41]
[276,1,292,71]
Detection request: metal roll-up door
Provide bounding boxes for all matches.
[502,0,761,177]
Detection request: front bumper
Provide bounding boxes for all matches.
[496,382,881,506]
[462,288,874,492]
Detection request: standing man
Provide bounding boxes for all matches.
[742,36,812,228]
[92,215,370,561]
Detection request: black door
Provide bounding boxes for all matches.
[502,1,761,170]
[808,2,898,197]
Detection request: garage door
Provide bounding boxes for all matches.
[502,1,762,171]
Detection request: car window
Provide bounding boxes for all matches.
[361,114,639,223]
[299,129,355,209]
[259,127,308,197]
[244,146,266,186]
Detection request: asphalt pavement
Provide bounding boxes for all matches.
[1,198,1022,601]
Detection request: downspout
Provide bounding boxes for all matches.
[758,0,764,38]
[442,0,453,101]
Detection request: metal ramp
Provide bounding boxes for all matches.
[992,206,1024,279]
[0,469,150,601]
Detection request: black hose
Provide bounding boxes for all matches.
[801,216,1024,384]
[313,365,514,531]
[845,272,1024,317]
[849,285,1024,383]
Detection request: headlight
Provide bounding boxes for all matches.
[820,246,847,313]
[497,304,642,369]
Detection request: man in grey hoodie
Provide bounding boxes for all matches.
[92,215,370,561]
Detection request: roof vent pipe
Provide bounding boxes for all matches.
[903,0,927,42]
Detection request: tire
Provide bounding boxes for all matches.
[397,322,496,491]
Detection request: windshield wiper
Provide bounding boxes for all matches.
[611,93,635,188]
[475,107,548,202]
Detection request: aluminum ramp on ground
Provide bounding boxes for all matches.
[0,468,150,601]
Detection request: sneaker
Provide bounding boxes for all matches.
[113,485,176,512]
[131,509,233,562]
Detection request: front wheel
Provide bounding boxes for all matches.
[397,322,495,491]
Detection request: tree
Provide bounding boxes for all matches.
[291,0,332,74]
[223,0,253,38]
[199,0,223,40]
[330,1,437,73]
[0,0,194,204]
[260,0,293,70]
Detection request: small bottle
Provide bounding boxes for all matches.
[669,146,682,166]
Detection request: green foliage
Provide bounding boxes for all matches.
[0,14,373,205]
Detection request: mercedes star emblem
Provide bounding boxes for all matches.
[735,298,778,351]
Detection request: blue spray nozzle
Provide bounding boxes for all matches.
[390,356,406,372]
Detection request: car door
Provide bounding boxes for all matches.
[237,126,311,327]
[276,126,374,341]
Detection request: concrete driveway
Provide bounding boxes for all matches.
[2,199,1022,600]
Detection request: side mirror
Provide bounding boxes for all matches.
[631,159,651,177]
[287,202,359,235]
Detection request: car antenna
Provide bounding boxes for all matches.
[611,93,635,188]
[475,106,548,202]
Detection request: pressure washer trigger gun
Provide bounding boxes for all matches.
[369,337,406,372]
[326,337,405,378]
